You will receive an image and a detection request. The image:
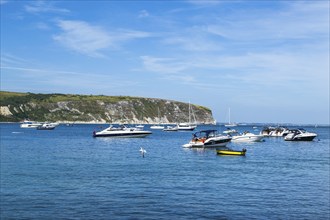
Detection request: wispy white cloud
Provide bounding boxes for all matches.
[140,56,190,74]
[138,10,149,18]
[0,53,30,67]
[53,20,151,57]
[207,1,329,42]
[53,20,113,57]
[24,1,70,14]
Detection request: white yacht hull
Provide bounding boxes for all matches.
[231,134,264,142]
[93,125,152,138]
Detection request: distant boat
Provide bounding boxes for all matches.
[223,128,237,134]
[150,108,165,129]
[224,108,237,127]
[136,124,144,129]
[20,120,42,128]
[93,124,152,138]
[230,131,264,142]
[163,125,178,131]
[150,125,165,129]
[37,123,56,130]
[178,102,197,131]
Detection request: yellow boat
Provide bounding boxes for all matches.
[216,148,246,156]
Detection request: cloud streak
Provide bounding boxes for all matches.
[24,1,70,14]
[53,20,151,57]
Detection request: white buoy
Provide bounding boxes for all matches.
[139,147,146,157]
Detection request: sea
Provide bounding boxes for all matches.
[1,123,329,220]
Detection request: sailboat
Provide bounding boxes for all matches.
[178,102,197,131]
[224,108,237,127]
[150,107,165,129]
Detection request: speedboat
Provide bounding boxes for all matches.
[93,124,152,138]
[261,126,289,137]
[37,123,56,130]
[183,130,231,148]
[20,120,42,128]
[217,148,246,156]
[284,129,317,141]
[163,125,178,131]
[231,131,264,142]
[150,124,165,129]
[135,124,144,129]
[223,128,237,134]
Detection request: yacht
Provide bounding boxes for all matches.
[224,108,238,127]
[20,120,42,128]
[150,108,165,129]
[284,129,317,141]
[230,131,264,142]
[37,123,56,130]
[177,123,196,131]
[183,130,231,148]
[93,124,152,138]
[163,125,179,131]
[178,102,197,131]
[150,125,165,129]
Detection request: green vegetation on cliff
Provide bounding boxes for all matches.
[0,91,214,123]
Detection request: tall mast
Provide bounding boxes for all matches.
[228,107,231,124]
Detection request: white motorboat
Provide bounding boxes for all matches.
[261,127,289,137]
[231,131,264,142]
[37,123,56,130]
[93,124,152,138]
[150,125,165,129]
[183,130,231,148]
[163,125,178,131]
[284,129,317,141]
[20,120,42,128]
[135,124,144,129]
[223,128,237,134]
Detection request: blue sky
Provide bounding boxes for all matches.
[1,0,329,125]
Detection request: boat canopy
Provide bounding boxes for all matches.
[193,130,218,138]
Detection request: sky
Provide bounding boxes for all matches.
[1,0,329,125]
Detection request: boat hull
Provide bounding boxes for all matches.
[20,123,42,128]
[284,135,317,141]
[37,126,55,130]
[231,135,263,142]
[93,131,152,138]
[183,137,231,148]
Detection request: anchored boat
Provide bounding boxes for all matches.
[230,131,264,142]
[93,124,152,138]
[284,128,317,141]
[183,130,231,148]
[217,148,247,156]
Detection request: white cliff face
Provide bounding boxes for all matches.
[0,106,12,116]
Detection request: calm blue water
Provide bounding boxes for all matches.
[1,123,329,219]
